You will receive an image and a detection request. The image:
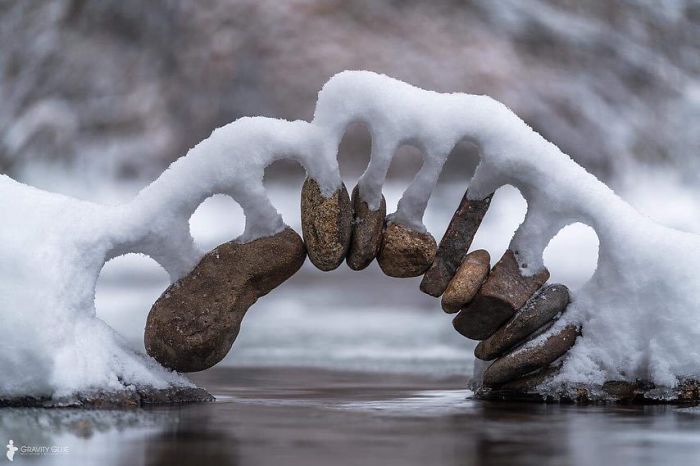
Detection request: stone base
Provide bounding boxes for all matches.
[475,379,700,404]
[0,386,214,409]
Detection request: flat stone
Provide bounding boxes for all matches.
[475,364,561,402]
[346,185,386,270]
[441,249,490,313]
[377,222,437,278]
[301,177,352,271]
[420,190,492,297]
[145,227,306,372]
[481,324,579,386]
[0,386,214,409]
[452,249,550,340]
[475,284,570,360]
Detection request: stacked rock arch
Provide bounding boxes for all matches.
[144,71,587,401]
[124,71,700,403]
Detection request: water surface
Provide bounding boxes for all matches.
[2,367,699,465]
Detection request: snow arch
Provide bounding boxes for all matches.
[1,70,699,400]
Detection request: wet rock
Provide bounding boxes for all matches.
[0,386,214,409]
[420,190,492,297]
[377,221,437,277]
[481,324,579,386]
[301,177,352,271]
[475,364,561,402]
[441,249,490,313]
[475,284,570,360]
[602,380,643,400]
[452,249,550,340]
[346,185,386,270]
[145,227,306,372]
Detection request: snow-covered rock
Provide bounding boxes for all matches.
[1,70,698,401]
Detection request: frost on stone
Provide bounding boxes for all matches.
[1,70,699,400]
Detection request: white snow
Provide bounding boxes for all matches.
[1,70,699,399]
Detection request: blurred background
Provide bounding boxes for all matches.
[2,0,699,377]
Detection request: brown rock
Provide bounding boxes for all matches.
[346,185,386,270]
[377,221,437,278]
[145,227,306,372]
[420,190,492,297]
[301,177,352,271]
[452,249,550,340]
[475,284,570,360]
[476,364,561,402]
[481,324,579,386]
[441,249,490,313]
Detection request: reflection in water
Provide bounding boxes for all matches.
[1,368,699,466]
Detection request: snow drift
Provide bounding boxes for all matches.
[1,70,698,400]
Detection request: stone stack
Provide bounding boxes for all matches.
[143,180,580,403]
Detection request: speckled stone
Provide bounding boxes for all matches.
[420,190,492,297]
[452,249,550,340]
[441,249,490,313]
[475,284,570,360]
[346,185,386,270]
[481,324,579,386]
[301,177,352,271]
[377,221,437,278]
[145,227,306,372]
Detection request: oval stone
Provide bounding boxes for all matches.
[346,185,386,271]
[441,249,490,313]
[481,324,579,386]
[300,177,352,271]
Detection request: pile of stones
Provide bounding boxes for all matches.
[146,177,579,401]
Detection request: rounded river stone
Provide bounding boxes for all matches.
[301,177,352,271]
[145,227,306,372]
[377,222,437,278]
[346,185,386,270]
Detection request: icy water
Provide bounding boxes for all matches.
[1,367,700,466]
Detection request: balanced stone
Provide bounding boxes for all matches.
[441,249,490,313]
[452,249,550,340]
[475,364,562,402]
[377,221,437,278]
[475,284,570,360]
[301,177,352,271]
[145,227,306,372]
[420,190,492,297]
[481,324,579,386]
[346,185,386,270]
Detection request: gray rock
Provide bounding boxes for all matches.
[420,190,492,297]
[346,185,386,270]
[481,324,579,386]
[377,222,437,278]
[0,386,214,409]
[145,227,306,372]
[452,249,550,340]
[475,284,570,360]
[441,249,490,313]
[301,177,352,271]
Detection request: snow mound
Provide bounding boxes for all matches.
[1,70,698,399]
